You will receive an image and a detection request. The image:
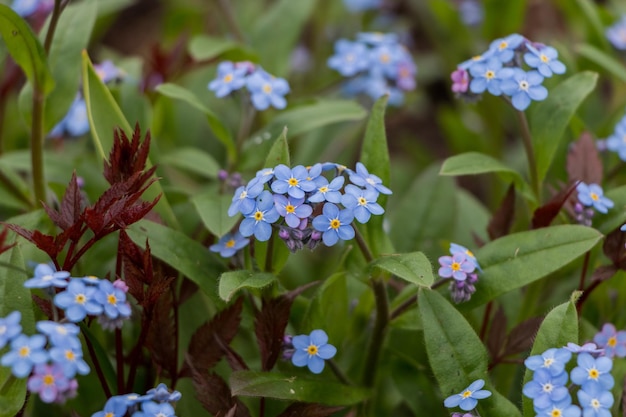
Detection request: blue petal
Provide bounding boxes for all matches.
[317,344,337,360]
[309,330,328,346]
[292,350,308,367]
[322,231,339,246]
[307,355,325,374]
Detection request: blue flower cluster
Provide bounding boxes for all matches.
[606,15,626,50]
[523,344,615,417]
[603,111,626,161]
[10,0,53,18]
[327,33,416,106]
[208,61,290,111]
[444,379,492,412]
[49,61,124,139]
[92,383,181,417]
[223,162,391,254]
[437,243,481,303]
[342,0,382,12]
[575,182,613,220]
[0,311,87,403]
[451,34,566,111]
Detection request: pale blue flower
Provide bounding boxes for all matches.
[312,203,355,246]
[444,379,492,411]
[500,68,547,111]
[291,329,337,374]
[239,191,280,241]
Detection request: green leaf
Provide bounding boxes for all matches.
[577,44,626,83]
[230,371,369,406]
[79,323,118,393]
[0,246,34,417]
[218,270,277,302]
[371,252,434,287]
[188,34,258,62]
[574,0,609,50]
[530,71,598,183]
[155,83,236,164]
[463,225,602,309]
[302,272,348,343]
[160,147,220,179]
[192,190,239,238]
[250,0,316,76]
[418,288,522,417]
[264,127,290,168]
[439,152,533,199]
[0,5,54,94]
[522,296,579,417]
[127,220,224,307]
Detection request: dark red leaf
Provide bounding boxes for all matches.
[190,367,250,417]
[278,403,345,417]
[486,306,507,360]
[487,184,515,240]
[120,231,153,304]
[502,316,544,357]
[181,298,244,377]
[104,124,152,185]
[32,295,53,319]
[532,181,579,229]
[590,265,618,283]
[213,334,249,372]
[567,132,603,185]
[603,228,626,270]
[0,226,16,255]
[4,224,59,258]
[146,287,177,379]
[43,171,85,231]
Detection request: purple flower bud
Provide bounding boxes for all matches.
[113,279,129,293]
[218,170,229,181]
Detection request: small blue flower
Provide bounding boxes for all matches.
[570,353,614,391]
[357,32,398,46]
[63,96,90,137]
[606,15,626,51]
[523,45,566,78]
[577,383,614,417]
[576,182,614,214]
[312,203,355,246]
[524,347,572,377]
[94,280,132,320]
[133,400,176,417]
[605,119,626,161]
[457,0,484,27]
[443,379,492,411]
[340,184,384,223]
[368,44,404,79]
[271,165,317,199]
[522,368,569,409]
[24,263,70,289]
[49,345,90,378]
[534,397,582,417]
[0,311,22,349]
[92,396,129,417]
[273,195,313,228]
[349,162,392,195]
[209,232,249,258]
[94,60,124,84]
[342,0,381,12]
[564,342,604,355]
[54,279,104,322]
[468,57,505,96]
[36,321,81,350]
[438,253,475,281]
[228,177,264,216]
[327,39,369,77]
[10,0,52,17]
[254,167,275,184]
[27,363,72,403]
[308,175,345,204]
[239,191,280,242]
[208,61,249,98]
[449,243,481,271]
[488,33,525,63]
[146,382,182,403]
[593,323,626,359]
[246,69,290,110]
[0,334,49,378]
[291,329,337,374]
[500,68,548,111]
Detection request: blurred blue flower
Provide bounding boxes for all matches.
[489,33,525,63]
[94,60,125,84]
[500,68,547,111]
[0,311,22,350]
[209,232,249,258]
[468,57,506,96]
[564,342,604,355]
[133,400,176,417]
[308,175,345,204]
[94,280,132,320]
[522,368,569,410]
[36,321,81,350]
[239,191,280,242]
[606,15,626,50]
[271,165,317,199]
[312,203,355,246]
[438,253,475,281]
[576,182,614,214]
[146,382,182,403]
[444,379,492,411]
[27,363,72,403]
[246,69,290,110]
[273,195,312,228]
[341,184,384,223]
[449,243,481,271]
[594,323,626,359]
[291,329,337,374]
[328,39,369,77]
[10,0,53,17]
[49,96,90,138]
[605,117,626,161]
[524,347,572,377]
[570,353,614,391]
[1,334,49,378]
[457,0,483,27]
[534,397,582,417]
[357,32,398,46]
[49,345,90,379]
[342,0,382,12]
[228,177,264,216]
[523,45,566,78]
[349,162,392,195]
[54,279,104,322]
[92,396,128,417]
[24,263,70,289]
[576,383,614,417]
[208,61,248,98]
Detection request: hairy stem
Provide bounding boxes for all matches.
[353,226,374,263]
[516,110,540,203]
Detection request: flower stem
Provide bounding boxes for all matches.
[115,328,124,394]
[577,251,591,291]
[31,89,46,206]
[83,332,112,397]
[327,359,352,385]
[516,110,541,203]
[361,275,389,387]
[353,226,374,263]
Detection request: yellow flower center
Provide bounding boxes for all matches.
[499,41,508,50]
[225,239,236,248]
[288,178,299,187]
[105,413,114,417]
[263,84,272,94]
[607,336,617,347]
[65,350,75,361]
[540,54,549,63]
[472,55,482,61]
[358,197,367,206]
[254,211,264,221]
[107,294,117,305]
[75,294,86,305]
[19,346,30,357]
[319,186,328,193]
[307,344,318,355]
[43,374,55,386]
[485,70,495,79]
[551,409,562,417]
[462,390,472,398]
[223,74,233,83]
[588,368,599,379]
[285,204,296,214]
[56,325,67,335]
[465,249,474,258]
[380,53,390,63]
[543,358,554,367]
[451,262,461,271]
[590,192,599,201]
[330,219,341,230]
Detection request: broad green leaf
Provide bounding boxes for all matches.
[82,52,179,228]
[371,252,434,287]
[522,296,579,417]
[0,5,54,94]
[155,83,236,164]
[439,152,533,198]
[359,95,393,256]
[463,225,602,309]
[302,272,348,343]
[160,147,220,179]
[574,0,609,50]
[218,270,277,302]
[192,190,239,238]
[577,44,626,83]
[264,127,290,168]
[188,35,258,62]
[530,71,598,183]
[127,220,224,307]
[0,246,34,417]
[594,185,626,234]
[230,371,369,406]
[419,288,522,417]
[250,0,316,76]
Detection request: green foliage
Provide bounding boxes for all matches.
[192,188,239,238]
[577,44,626,82]
[188,34,258,62]
[265,127,290,168]
[218,270,277,302]
[371,252,434,287]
